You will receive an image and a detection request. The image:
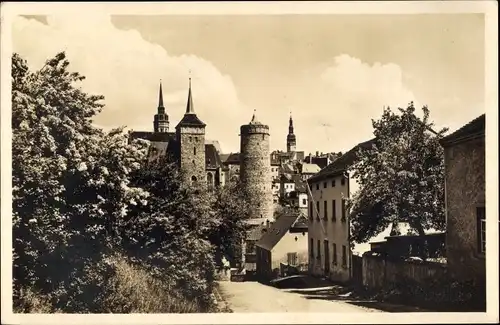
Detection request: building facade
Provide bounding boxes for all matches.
[306,139,374,283]
[440,114,486,285]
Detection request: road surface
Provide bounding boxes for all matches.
[217,281,382,313]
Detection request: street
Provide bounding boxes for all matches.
[217,281,382,313]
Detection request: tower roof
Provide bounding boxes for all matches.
[176,77,206,128]
[158,80,165,109]
[249,109,263,125]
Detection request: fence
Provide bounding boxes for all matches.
[362,253,447,289]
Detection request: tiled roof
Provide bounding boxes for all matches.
[147,141,170,163]
[256,215,299,251]
[308,138,375,183]
[176,114,206,128]
[205,144,222,169]
[224,153,240,165]
[129,131,175,142]
[440,114,485,146]
[247,223,267,241]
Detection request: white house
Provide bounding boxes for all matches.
[306,139,374,283]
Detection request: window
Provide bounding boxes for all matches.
[341,177,345,186]
[189,136,192,142]
[193,147,197,155]
[341,199,346,222]
[342,245,347,267]
[310,238,314,257]
[316,201,320,220]
[287,252,298,266]
[332,179,336,187]
[332,200,337,221]
[317,240,321,259]
[302,198,307,205]
[191,175,197,185]
[332,243,338,265]
[323,200,328,220]
[309,202,313,221]
[323,182,327,188]
[316,183,319,190]
[477,207,486,254]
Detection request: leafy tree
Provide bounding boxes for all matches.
[347,103,447,244]
[123,158,218,309]
[209,180,251,264]
[12,52,148,311]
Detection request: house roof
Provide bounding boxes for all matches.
[301,163,321,174]
[129,131,175,143]
[308,138,375,184]
[205,144,222,169]
[256,214,299,251]
[147,141,170,163]
[223,153,240,165]
[247,223,267,241]
[440,114,485,147]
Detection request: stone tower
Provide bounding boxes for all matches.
[286,113,297,152]
[153,81,169,133]
[240,111,273,220]
[175,78,206,186]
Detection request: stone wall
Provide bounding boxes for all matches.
[240,124,273,220]
[177,126,206,185]
[444,136,485,283]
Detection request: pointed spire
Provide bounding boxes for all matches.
[158,80,164,108]
[289,111,293,127]
[185,76,195,114]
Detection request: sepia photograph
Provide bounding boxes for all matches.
[1,1,498,324]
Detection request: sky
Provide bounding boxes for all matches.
[12,14,485,154]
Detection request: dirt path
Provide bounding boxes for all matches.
[217,281,382,313]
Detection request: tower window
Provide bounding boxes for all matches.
[194,147,197,155]
[189,136,192,142]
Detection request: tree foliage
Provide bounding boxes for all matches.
[348,103,447,244]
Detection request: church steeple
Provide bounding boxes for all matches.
[153,80,169,133]
[158,81,165,114]
[185,77,195,114]
[286,111,297,153]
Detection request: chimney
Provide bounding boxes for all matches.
[316,151,319,157]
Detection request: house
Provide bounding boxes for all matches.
[440,114,485,284]
[306,139,374,283]
[255,214,309,282]
[279,173,296,199]
[299,162,321,181]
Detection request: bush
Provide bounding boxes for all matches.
[102,255,203,313]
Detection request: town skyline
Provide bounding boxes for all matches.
[13,13,485,154]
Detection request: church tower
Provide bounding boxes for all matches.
[153,81,169,133]
[175,78,206,186]
[286,113,297,152]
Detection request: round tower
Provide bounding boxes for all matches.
[240,111,273,220]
